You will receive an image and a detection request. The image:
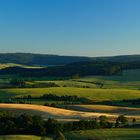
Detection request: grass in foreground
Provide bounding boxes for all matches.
[65,128,140,140]
[0,135,52,140]
[0,129,140,140]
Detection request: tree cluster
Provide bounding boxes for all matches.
[0,111,132,137]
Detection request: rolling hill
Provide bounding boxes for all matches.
[0,87,140,103]
[0,103,117,120]
[0,104,140,121]
[0,53,91,65]
[0,53,139,66]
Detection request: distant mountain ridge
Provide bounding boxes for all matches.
[93,55,140,62]
[0,53,139,65]
[0,53,91,65]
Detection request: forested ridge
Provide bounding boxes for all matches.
[0,53,90,65]
[0,60,140,77]
[0,53,140,65]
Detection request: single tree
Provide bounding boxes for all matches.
[132,118,136,125]
[116,115,127,126]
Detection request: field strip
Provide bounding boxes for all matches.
[63,104,140,116]
[0,104,140,121]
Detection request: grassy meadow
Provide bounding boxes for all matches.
[0,69,139,120]
[0,65,139,139]
[65,128,140,140]
[76,69,140,89]
[0,87,139,102]
[1,128,140,140]
[1,69,140,89]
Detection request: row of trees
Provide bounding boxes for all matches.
[17,94,79,102]
[122,98,140,105]
[10,79,60,88]
[0,111,135,136]
[101,98,140,107]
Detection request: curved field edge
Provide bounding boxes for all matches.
[62,104,140,116]
[0,87,140,102]
[65,128,140,140]
[0,104,140,121]
[74,69,140,89]
[0,103,116,119]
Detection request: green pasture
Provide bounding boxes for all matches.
[1,129,140,140]
[0,87,140,102]
[65,128,140,140]
[76,69,140,89]
[36,80,97,88]
[0,69,140,89]
[27,69,140,89]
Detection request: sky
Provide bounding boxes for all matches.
[0,0,140,57]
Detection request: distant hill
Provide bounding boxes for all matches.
[0,53,139,66]
[94,55,140,62]
[0,53,91,65]
[1,60,140,77]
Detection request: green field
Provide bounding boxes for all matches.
[32,69,140,89]
[0,68,139,139]
[0,135,52,140]
[65,128,140,140]
[0,69,140,90]
[0,87,139,102]
[76,69,140,89]
[0,69,140,107]
[62,104,140,116]
[36,80,97,88]
[1,129,140,140]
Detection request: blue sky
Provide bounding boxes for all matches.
[0,0,140,56]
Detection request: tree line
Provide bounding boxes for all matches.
[10,79,60,88]
[0,110,136,137]
[17,94,79,102]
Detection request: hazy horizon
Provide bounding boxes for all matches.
[0,0,140,57]
[0,52,140,58]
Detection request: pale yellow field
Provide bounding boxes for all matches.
[0,63,42,69]
[63,104,140,116]
[0,104,140,121]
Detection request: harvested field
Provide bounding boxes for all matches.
[62,104,140,116]
[0,104,140,121]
